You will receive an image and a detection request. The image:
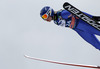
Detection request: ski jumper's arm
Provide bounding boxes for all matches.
[61,10,72,19]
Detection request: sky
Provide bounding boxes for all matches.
[0,0,100,69]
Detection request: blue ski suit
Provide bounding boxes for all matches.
[54,10,100,50]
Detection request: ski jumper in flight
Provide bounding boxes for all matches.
[40,6,100,51]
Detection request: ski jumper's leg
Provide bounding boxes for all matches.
[74,19,100,50]
[75,28,100,50]
[87,24,100,36]
[82,13,100,35]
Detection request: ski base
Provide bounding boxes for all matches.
[24,55,100,69]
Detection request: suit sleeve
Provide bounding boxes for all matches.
[61,10,72,19]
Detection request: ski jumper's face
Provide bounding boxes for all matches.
[45,16,52,22]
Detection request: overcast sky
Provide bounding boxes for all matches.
[0,0,100,69]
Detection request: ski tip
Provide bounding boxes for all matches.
[63,2,70,8]
[24,55,27,57]
[24,55,29,58]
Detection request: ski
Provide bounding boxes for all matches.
[24,55,100,68]
[63,2,100,31]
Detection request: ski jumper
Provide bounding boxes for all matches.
[54,10,100,50]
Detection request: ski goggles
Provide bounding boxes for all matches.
[42,8,51,20]
[42,13,49,20]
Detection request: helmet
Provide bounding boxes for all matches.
[40,6,54,20]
